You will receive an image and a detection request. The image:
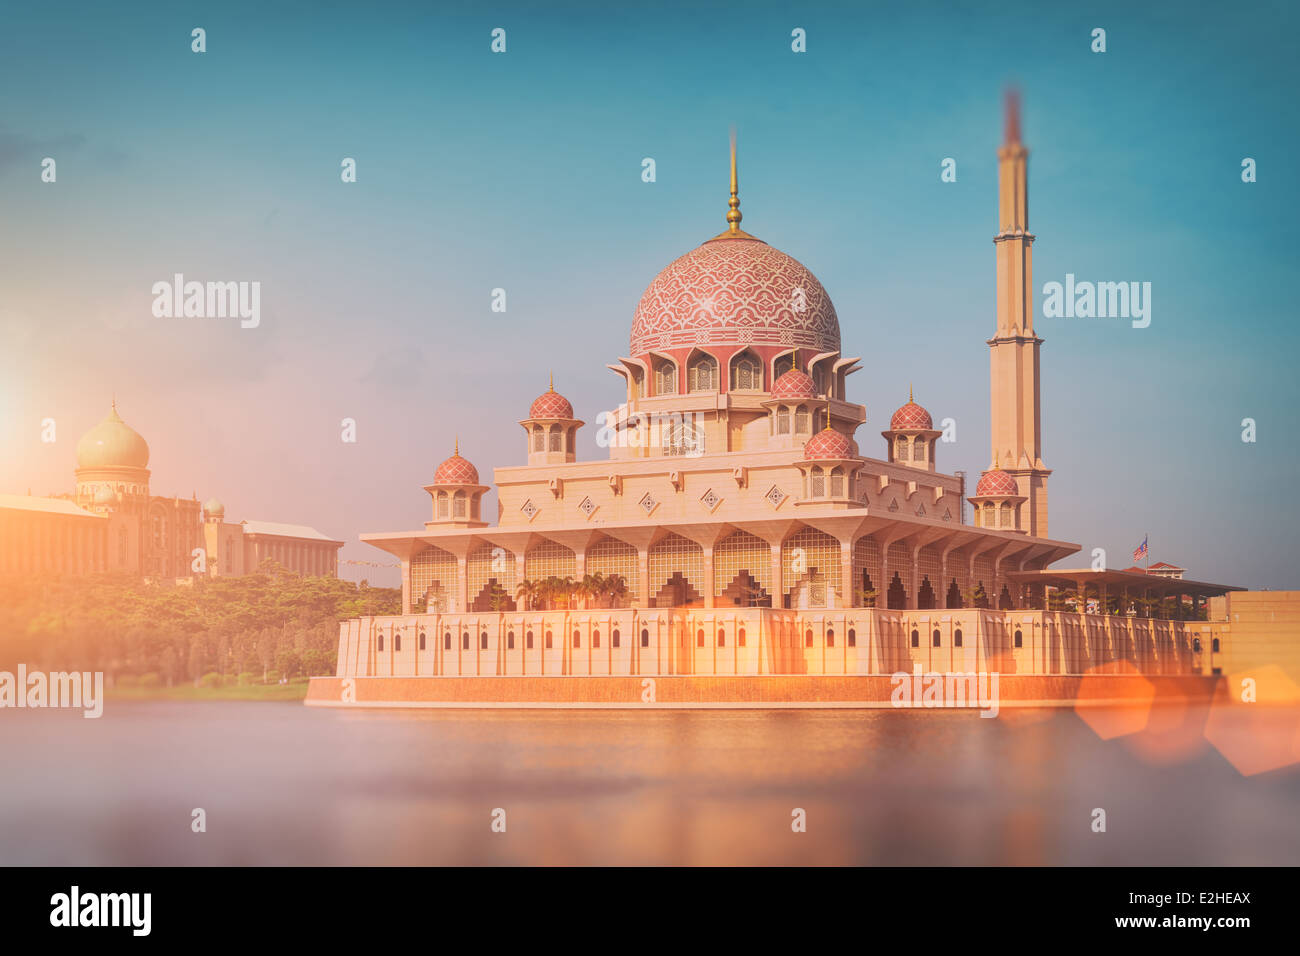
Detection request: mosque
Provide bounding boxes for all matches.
[0,403,343,580]
[325,96,1250,693]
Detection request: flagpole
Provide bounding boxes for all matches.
[1145,532,1150,573]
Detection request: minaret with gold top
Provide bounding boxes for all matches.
[987,90,1051,537]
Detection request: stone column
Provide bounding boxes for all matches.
[638,551,651,607]
[400,558,412,615]
[839,540,853,607]
[457,557,469,613]
[770,544,784,610]
[703,548,715,609]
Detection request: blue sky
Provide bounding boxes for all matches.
[1,0,1296,587]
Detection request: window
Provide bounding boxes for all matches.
[830,468,844,497]
[738,628,746,647]
[641,628,650,648]
[827,629,835,648]
[1212,638,1220,653]
[395,633,402,651]
[898,437,910,462]
[848,628,856,647]
[612,629,620,648]
[777,408,790,434]
[526,630,534,649]
[453,491,466,518]
[1014,629,1023,648]
[378,632,384,651]
[444,632,451,650]
[573,629,581,648]
[1000,502,1013,527]
[805,629,814,647]
[532,428,544,452]
[549,425,562,452]
[462,632,470,650]
[697,629,705,647]
[773,353,794,380]
[419,631,426,650]
[480,632,488,649]
[545,631,553,649]
[911,628,919,648]
[932,628,941,647]
[795,406,810,433]
[915,441,927,462]
[732,355,760,390]
[655,360,677,396]
[688,354,717,392]
[811,467,825,497]
[593,630,600,648]
[717,628,725,647]
[437,492,449,517]
[954,628,963,647]
[507,631,515,649]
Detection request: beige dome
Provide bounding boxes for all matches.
[76,404,149,470]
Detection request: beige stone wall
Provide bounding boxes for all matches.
[1195,591,1300,682]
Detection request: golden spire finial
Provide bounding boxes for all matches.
[726,127,742,233]
[824,396,833,430]
[909,383,914,403]
[454,435,459,456]
[549,370,554,392]
[994,450,1000,469]
[792,348,799,372]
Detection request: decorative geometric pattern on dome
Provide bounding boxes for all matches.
[802,428,853,460]
[529,390,574,420]
[770,368,817,400]
[630,238,840,355]
[433,454,479,485]
[766,485,787,509]
[890,401,934,431]
[974,469,1020,497]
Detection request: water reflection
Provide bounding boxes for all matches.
[0,703,1296,865]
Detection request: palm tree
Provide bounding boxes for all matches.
[855,587,878,608]
[604,573,628,609]
[515,578,539,611]
[577,574,602,610]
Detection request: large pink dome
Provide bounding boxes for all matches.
[630,236,840,356]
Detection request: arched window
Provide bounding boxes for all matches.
[641,628,650,648]
[1014,628,1023,648]
[1000,502,1013,528]
[827,628,835,648]
[461,632,470,649]
[1212,638,1220,653]
[932,628,941,647]
[629,365,644,399]
[911,628,919,648]
[480,631,488,649]
[776,408,790,434]
[915,441,927,462]
[696,629,705,647]
[612,629,620,648]
[982,502,994,527]
[738,628,746,647]
[444,632,452,649]
[717,628,726,647]
[731,353,761,390]
[593,630,600,648]
[795,406,810,434]
[897,437,910,461]
[549,425,562,452]
[419,631,426,650]
[654,359,677,396]
[532,428,544,452]
[572,629,581,648]
[688,353,717,392]
[545,631,553,648]
[954,628,963,647]
[453,491,467,518]
[810,466,825,497]
[805,629,814,647]
[773,353,794,380]
[437,492,449,518]
[393,632,401,651]
[377,632,385,652]
[830,467,845,497]
[526,630,534,649]
[848,628,856,647]
[507,631,515,649]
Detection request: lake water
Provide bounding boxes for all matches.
[0,702,1296,865]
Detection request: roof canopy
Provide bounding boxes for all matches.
[1007,567,1241,598]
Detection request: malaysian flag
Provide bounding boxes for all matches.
[1133,535,1148,563]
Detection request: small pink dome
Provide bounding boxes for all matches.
[770,367,817,400]
[433,452,479,486]
[890,400,933,431]
[803,428,854,460]
[529,387,574,420]
[975,468,1019,497]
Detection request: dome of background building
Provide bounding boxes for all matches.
[529,377,574,420]
[770,366,818,400]
[630,236,840,357]
[76,403,150,470]
[433,442,480,485]
[803,427,854,460]
[975,467,1019,497]
[890,391,933,430]
[204,498,225,517]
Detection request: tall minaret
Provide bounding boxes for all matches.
[987,90,1051,537]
